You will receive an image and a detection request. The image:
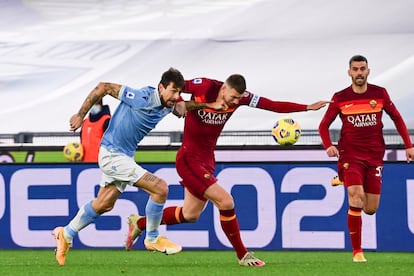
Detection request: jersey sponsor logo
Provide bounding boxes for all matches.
[346,113,377,127]
[193,78,202,84]
[344,103,354,109]
[249,94,260,107]
[197,109,229,125]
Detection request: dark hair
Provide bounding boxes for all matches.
[160,67,185,90]
[349,55,368,67]
[225,74,246,94]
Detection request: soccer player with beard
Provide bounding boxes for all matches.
[319,55,414,262]
[52,68,225,266]
[126,74,329,266]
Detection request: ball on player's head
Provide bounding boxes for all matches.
[63,142,84,161]
[272,117,301,145]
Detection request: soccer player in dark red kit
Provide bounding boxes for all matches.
[126,74,329,266]
[319,55,414,262]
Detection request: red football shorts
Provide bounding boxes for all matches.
[338,159,383,194]
[176,147,217,201]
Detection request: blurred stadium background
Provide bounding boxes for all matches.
[1,0,413,142]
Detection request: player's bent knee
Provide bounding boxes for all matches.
[363,208,377,215]
[185,216,199,223]
[153,178,169,199]
[221,196,235,210]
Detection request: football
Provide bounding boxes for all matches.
[272,117,301,145]
[63,142,84,161]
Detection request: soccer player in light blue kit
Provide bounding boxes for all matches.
[52,68,224,266]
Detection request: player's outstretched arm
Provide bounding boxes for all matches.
[69,82,121,131]
[173,100,228,119]
[185,100,228,111]
[206,101,228,111]
[306,101,332,111]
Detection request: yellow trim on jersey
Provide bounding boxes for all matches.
[339,99,384,115]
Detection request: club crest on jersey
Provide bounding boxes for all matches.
[193,78,202,84]
[370,99,377,108]
[126,91,135,99]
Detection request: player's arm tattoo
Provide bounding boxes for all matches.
[185,101,207,110]
[77,86,101,117]
[102,83,121,98]
[77,82,121,118]
[186,100,227,111]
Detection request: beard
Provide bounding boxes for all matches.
[354,76,366,86]
[160,97,174,107]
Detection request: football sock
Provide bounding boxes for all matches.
[65,201,99,242]
[219,209,248,260]
[162,206,186,224]
[348,206,363,254]
[137,206,186,230]
[145,198,164,241]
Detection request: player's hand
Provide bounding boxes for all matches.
[326,145,339,157]
[307,101,332,111]
[173,101,187,118]
[406,147,414,163]
[69,114,83,131]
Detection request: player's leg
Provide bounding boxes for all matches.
[349,166,382,261]
[364,193,380,215]
[126,188,206,250]
[127,150,209,251]
[363,166,382,215]
[346,185,366,262]
[53,185,120,265]
[204,183,265,267]
[125,213,144,251]
[341,160,367,262]
[134,172,181,254]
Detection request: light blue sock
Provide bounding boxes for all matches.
[64,201,99,242]
[145,198,164,240]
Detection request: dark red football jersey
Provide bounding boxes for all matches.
[319,83,412,163]
[182,78,308,160]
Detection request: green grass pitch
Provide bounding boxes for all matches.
[0,250,413,275]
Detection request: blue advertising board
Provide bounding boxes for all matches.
[0,162,413,251]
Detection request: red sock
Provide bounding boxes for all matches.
[348,206,362,255]
[162,206,186,224]
[219,209,247,260]
[137,206,186,230]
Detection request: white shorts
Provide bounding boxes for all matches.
[98,146,148,192]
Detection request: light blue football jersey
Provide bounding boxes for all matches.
[100,85,173,157]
